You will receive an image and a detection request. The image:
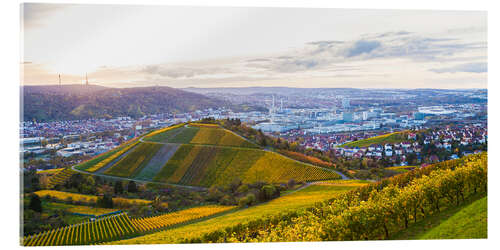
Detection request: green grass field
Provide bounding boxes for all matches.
[391,195,487,240]
[110,181,368,244]
[342,132,407,148]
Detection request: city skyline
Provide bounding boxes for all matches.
[21,4,487,89]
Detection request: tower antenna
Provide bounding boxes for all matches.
[58,74,61,86]
[85,73,88,86]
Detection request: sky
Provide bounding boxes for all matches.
[21,3,487,89]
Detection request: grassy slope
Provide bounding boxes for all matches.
[111,182,367,244]
[391,195,487,240]
[342,132,407,148]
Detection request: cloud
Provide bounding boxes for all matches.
[22,3,67,28]
[344,40,381,57]
[429,62,487,73]
[245,31,487,74]
[246,58,272,63]
[375,31,412,38]
[141,65,232,78]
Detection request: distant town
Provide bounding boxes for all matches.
[21,88,487,172]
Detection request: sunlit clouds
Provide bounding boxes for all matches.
[21,4,487,89]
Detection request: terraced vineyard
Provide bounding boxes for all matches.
[110,181,368,244]
[130,205,235,232]
[134,144,180,181]
[46,168,76,188]
[77,123,341,187]
[143,123,257,148]
[75,138,140,172]
[23,213,138,246]
[23,205,235,246]
[103,142,163,178]
[153,145,340,187]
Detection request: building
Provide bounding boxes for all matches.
[342,112,354,122]
[342,98,350,108]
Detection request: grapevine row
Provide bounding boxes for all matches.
[23,213,140,246]
[47,168,75,188]
[130,205,235,232]
[182,152,487,243]
[86,139,140,172]
[23,205,235,246]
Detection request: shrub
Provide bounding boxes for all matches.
[97,194,113,208]
[236,184,249,194]
[260,185,277,201]
[29,194,42,213]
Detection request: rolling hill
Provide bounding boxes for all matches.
[75,123,341,187]
[22,85,231,122]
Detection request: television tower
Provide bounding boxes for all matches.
[58,74,61,86]
[85,73,89,86]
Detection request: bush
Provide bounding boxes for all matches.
[236,184,249,194]
[96,194,113,208]
[29,194,43,213]
[207,186,222,201]
[219,195,234,206]
[260,185,277,201]
[127,181,138,193]
[238,193,256,207]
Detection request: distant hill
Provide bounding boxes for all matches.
[22,85,232,122]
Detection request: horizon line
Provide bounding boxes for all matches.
[20,83,487,90]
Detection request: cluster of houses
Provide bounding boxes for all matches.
[424,124,487,148]
[335,141,422,160]
[330,123,487,163]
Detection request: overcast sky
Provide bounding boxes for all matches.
[21,3,487,89]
